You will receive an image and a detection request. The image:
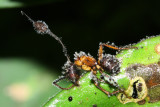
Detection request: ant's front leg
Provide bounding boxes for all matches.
[53,76,75,90]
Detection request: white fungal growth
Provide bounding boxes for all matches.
[74,51,87,60]
[74,51,93,60]
[62,61,71,71]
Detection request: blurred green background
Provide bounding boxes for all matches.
[1,0,160,106]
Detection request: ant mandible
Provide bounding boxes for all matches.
[21,11,137,96]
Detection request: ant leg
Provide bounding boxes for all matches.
[91,72,120,97]
[100,73,131,98]
[94,79,121,97]
[98,42,137,64]
[100,43,138,50]
[98,43,103,64]
[94,82,111,97]
[101,73,120,89]
[53,76,75,90]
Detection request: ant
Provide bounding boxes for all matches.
[21,11,137,96]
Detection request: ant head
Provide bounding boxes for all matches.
[62,61,80,85]
[100,54,120,75]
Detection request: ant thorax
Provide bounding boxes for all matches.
[74,51,97,71]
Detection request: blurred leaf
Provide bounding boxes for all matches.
[0,0,64,8]
[0,58,60,107]
[0,0,23,8]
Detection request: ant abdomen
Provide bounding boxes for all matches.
[100,54,120,75]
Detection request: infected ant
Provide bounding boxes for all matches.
[21,11,137,96]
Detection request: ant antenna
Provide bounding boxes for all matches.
[21,11,71,63]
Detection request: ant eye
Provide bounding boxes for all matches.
[68,96,73,102]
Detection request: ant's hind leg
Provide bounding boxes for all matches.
[100,42,138,51]
[98,42,137,65]
[98,43,104,64]
[101,73,120,89]
[94,79,120,97]
[53,76,75,90]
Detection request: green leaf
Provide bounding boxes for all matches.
[44,36,160,106]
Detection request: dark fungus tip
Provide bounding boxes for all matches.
[68,96,73,102]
